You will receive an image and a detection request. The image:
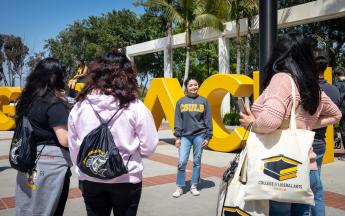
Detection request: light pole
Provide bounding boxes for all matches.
[259,0,277,92]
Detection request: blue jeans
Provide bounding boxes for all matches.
[176,134,204,186]
[311,143,326,216]
[269,201,310,216]
[269,143,326,216]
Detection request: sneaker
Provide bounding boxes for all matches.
[190,185,200,196]
[172,187,183,198]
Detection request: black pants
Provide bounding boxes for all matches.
[79,180,142,216]
[54,168,72,216]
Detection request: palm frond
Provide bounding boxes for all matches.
[192,13,224,31]
[146,0,184,25]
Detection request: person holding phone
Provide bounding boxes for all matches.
[239,33,341,215]
[237,97,249,115]
[172,77,213,198]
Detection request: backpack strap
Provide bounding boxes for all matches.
[106,108,122,125]
[87,99,132,166]
[87,99,122,125]
[87,99,105,124]
[125,155,132,167]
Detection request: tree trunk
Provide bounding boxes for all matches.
[19,73,22,87]
[182,26,191,91]
[0,67,8,86]
[183,47,190,91]
[236,19,241,74]
[141,75,149,99]
[164,23,173,78]
[244,18,252,75]
[8,68,13,86]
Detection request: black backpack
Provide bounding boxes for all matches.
[77,101,131,180]
[9,116,37,173]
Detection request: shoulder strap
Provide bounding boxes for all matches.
[289,76,297,131]
[87,99,122,125]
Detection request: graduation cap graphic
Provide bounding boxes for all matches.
[262,154,302,181]
[223,206,251,216]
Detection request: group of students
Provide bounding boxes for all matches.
[14,52,159,216]
[13,32,342,216]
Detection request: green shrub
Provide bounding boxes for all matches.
[222,112,240,126]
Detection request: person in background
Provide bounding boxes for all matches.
[172,77,213,198]
[239,33,341,216]
[68,51,158,216]
[311,48,341,216]
[334,67,345,155]
[15,58,71,216]
[67,59,88,97]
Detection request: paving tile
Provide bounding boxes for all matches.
[2,197,15,209]
[0,199,7,210]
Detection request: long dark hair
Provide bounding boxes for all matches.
[262,33,320,115]
[16,57,67,118]
[313,48,328,74]
[76,50,138,108]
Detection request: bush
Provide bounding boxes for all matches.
[222,112,240,126]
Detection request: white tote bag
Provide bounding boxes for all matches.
[217,145,269,216]
[244,77,315,205]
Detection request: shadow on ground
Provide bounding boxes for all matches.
[182,179,216,193]
[160,138,175,145]
[0,166,11,173]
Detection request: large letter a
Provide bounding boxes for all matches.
[144,78,184,130]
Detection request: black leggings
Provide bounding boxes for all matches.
[79,180,142,216]
[53,168,72,216]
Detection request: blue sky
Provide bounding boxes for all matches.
[0,0,144,55]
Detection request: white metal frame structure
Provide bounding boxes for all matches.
[126,0,345,114]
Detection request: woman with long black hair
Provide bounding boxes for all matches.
[15,58,71,216]
[239,33,341,215]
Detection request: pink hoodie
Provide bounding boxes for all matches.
[68,94,159,184]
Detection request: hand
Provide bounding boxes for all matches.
[175,139,181,148]
[202,139,209,148]
[239,109,255,129]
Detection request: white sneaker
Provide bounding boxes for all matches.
[190,185,200,196]
[172,187,183,198]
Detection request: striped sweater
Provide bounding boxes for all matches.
[251,73,342,170]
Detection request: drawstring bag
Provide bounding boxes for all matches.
[244,77,315,205]
[217,125,269,216]
[77,100,131,179]
[9,116,37,173]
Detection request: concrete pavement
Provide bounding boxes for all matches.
[0,127,344,215]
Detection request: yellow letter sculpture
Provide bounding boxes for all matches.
[198,74,253,152]
[0,87,22,130]
[144,78,184,130]
[144,74,253,152]
[0,69,336,163]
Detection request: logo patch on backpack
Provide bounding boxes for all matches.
[83,150,109,178]
[10,138,22,165]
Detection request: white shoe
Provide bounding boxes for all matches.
[190,185,200,196]
[172,187,183,198]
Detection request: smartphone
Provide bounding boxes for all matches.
[237,97,248,114]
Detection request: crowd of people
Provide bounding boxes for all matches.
[13,32,343,216]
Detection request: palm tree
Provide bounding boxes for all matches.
[134,0,174,78]
[243,1,258,75]
[0,35,8,86]
[142,0,225,87]
[226,0,258,74]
